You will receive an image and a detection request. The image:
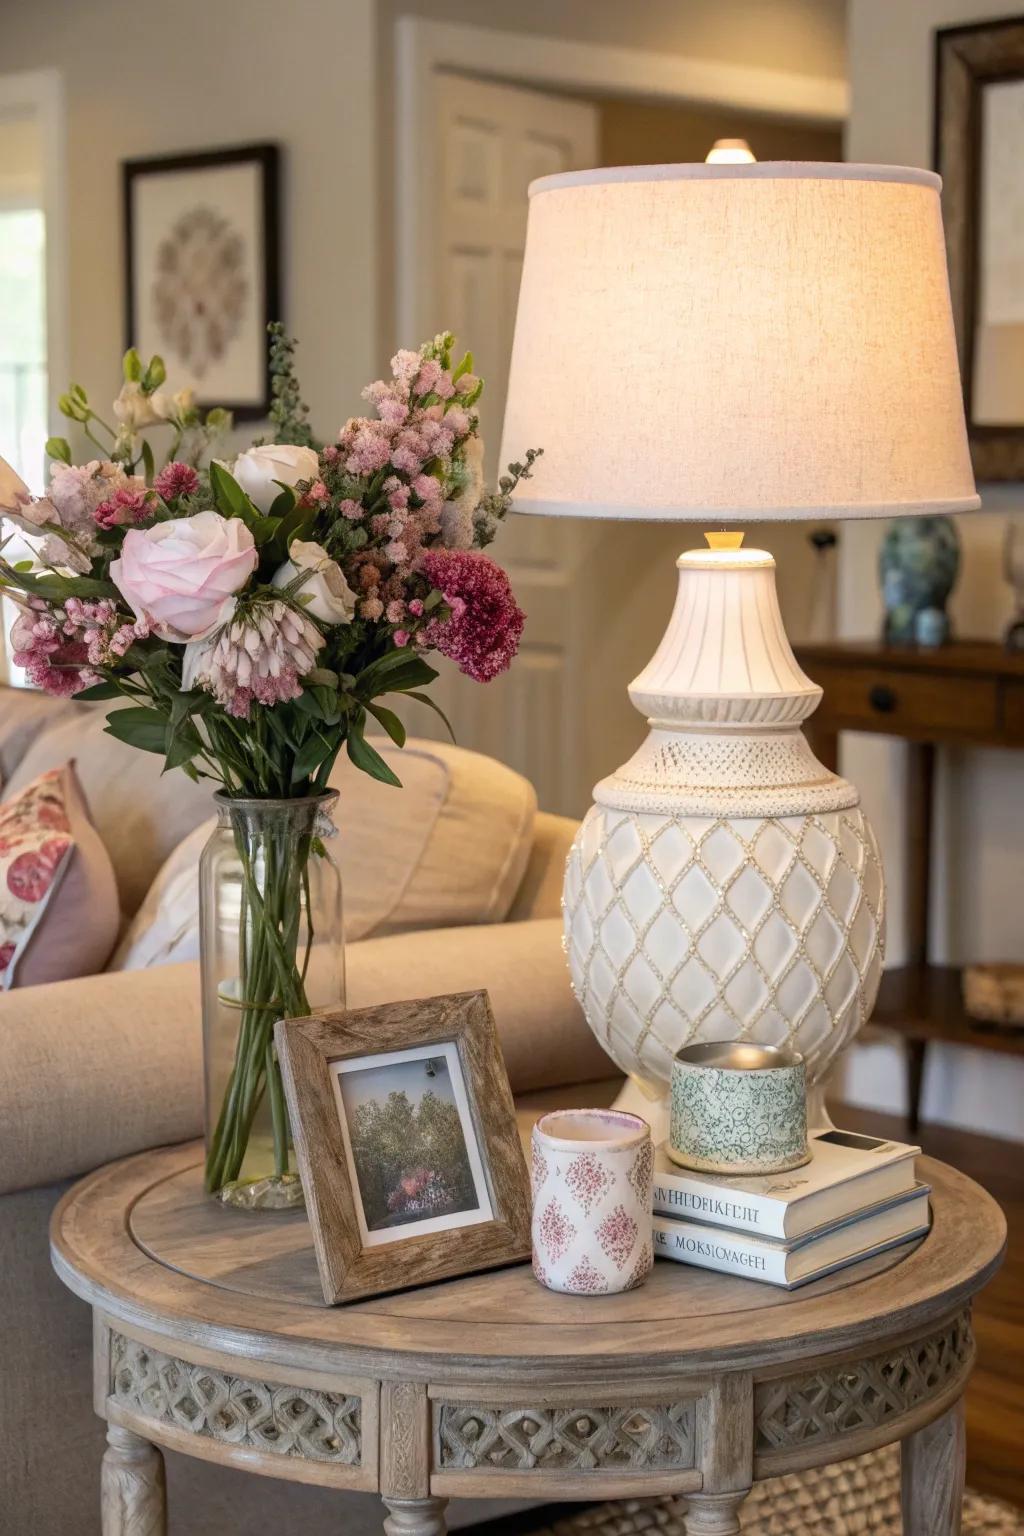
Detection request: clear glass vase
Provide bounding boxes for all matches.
[200,791,344,1210]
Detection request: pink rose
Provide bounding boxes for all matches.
[110,510,257,641]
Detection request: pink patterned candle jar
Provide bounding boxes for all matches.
[531,1108,653,1295]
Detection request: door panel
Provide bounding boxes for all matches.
[423,72,599,816]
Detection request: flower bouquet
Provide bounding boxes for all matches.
[0,328,537,1206]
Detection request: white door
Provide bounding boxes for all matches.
[416,72,599,817]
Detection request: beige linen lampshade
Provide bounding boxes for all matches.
[499,162,979,521]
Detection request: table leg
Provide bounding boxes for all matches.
[101,1424,167,1536]
[382,1495,449,1536]
[683,1489,750,1535]
[901,1398,965,1536]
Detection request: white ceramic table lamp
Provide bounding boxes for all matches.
[499,163,978,1126]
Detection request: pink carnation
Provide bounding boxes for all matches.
[93,487,153,529]
[420,549,524,683]
[339,498,364,520]
[154,461,200,501]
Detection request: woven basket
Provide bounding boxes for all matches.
[964,963,1024,1028]
[534,1445,1023,1536]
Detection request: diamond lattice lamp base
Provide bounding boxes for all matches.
[563,543,886,1107]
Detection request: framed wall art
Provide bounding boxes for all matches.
[122,142,280,420]
[275,991,532,1304]
[935,16,1024,478]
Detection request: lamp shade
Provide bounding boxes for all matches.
[499,163,979,521]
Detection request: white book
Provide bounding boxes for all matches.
[654,1179,933,1290]
[652,1128,920,1240]
[652,1184,931,1289]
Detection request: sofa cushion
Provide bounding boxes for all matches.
[111,736,537,968]
[5,701,212,918]
[0,762,119,987]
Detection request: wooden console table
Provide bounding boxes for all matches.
[795,639,1024,1132]
[51,1144,1004,1536]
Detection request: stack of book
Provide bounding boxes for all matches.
[652,1128,929,1288]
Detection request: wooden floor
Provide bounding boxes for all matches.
[836,1101,1023,1509]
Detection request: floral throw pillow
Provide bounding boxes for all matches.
[0,762,120,989]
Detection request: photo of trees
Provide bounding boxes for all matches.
[339,1052,481,1232]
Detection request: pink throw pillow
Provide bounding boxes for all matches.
[0,762,120,988]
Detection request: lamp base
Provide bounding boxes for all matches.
[563,545,885,1103]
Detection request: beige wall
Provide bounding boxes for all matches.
[0,114,42,203]
[384,0,847,78]
[598,96,843,167]
[844,0,1024,968]
[0,0,378,444]
[838,0,1024,1139]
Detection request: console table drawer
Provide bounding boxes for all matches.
[811,667,998,739]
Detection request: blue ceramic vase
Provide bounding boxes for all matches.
[879,515,960,646]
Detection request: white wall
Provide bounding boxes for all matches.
[838,0,1024,1139]
[0,0,378,445]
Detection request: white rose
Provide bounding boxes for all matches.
[113,380,163,431]
[232,444,320,514]
[271,539,357,625]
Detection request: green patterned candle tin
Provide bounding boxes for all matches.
[668,1041,810,1175]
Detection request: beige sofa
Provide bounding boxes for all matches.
[0,684,614,1535]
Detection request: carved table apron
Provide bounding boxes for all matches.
[50,1145,1005,1536]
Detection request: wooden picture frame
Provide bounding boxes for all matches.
[935,16,1024,479]
[122,142,280,420]
[276,991,532,1305]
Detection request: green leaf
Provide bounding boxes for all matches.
[452,350,473,382]
[264,499,314,568]
[371,659,439,697]
[269,483,299,517]
[141,438,156,485]
[142,354,166,391]
[168,691,196,729]
[293,688,327,720]
[123,347,143,382]
[347,723,402,787]
[164,721,203,773]
[209,460,259,529]
[251,515,279,546]
[365,701,406,748]
[356,647,437,697]
[290,730,333,784]
[103,706,168,755]
[305,667,339,688]
[403,689,456,742]
[45,436,72,464]
[13,559,34,572]
[28,572,119,601]
[74,680,123,701]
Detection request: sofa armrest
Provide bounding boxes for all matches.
[507,811,577,921]
[0,918,613,1196]
[0,960,204,1198]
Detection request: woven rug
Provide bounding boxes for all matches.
[526,1445,1024,1536]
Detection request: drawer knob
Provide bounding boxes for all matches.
[868,684,897,713]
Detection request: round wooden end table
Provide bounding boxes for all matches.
[51,1143,1005,1536]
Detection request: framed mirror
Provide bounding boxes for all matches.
[936,15,1024,479]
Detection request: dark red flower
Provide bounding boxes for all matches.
[419,549,524,683]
